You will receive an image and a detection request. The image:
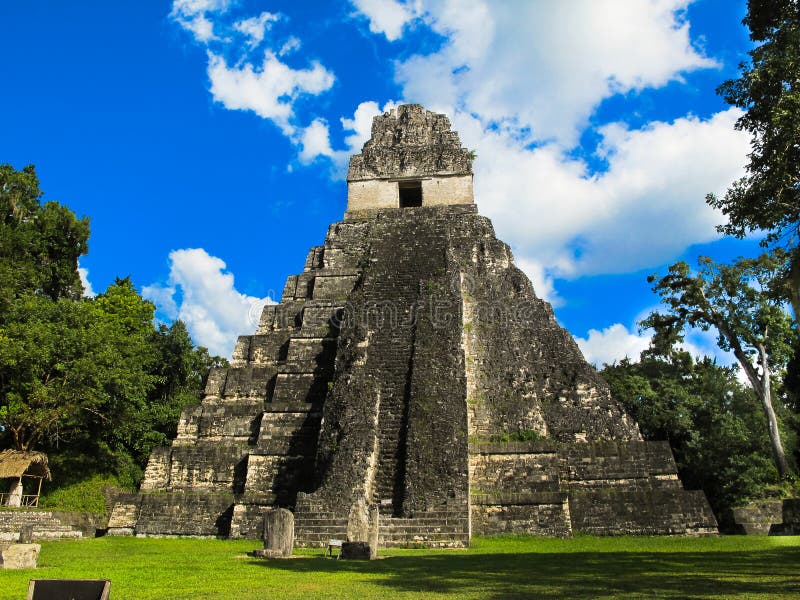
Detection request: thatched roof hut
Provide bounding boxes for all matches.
[0,450,51,481]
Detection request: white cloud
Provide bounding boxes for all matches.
[278,36,301,56]
[78,266,96,298]
[337,1,747,285]
[234,11,280,47]
[207,51,335,135]
[172,0,230,13]
[575,319,738,370]
[298,118,340,164]
[395,0,716,146]
[182,14,218,42]
[575,323,651,367]
[171,2,336,141]
[141,283,178,320]
[350,0,418,41]
[452,107,749,279]
[170,0,232,42]
[143,248,275,358]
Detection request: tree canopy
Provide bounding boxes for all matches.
[0,164,90,307]
[708,0,800,318]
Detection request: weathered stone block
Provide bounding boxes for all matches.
[782,498,800,525]
[733,500,783,535]
[135,492,235,537]
[0,543,41,569]
[769,498,800,535]
[140,447,171,490]
[262,508,294,557]
[340,541,371,560]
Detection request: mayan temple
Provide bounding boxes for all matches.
[108,104,717,546]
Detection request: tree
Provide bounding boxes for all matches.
[0,280,158,453]
[707,0,800,320]
[0,163,92,450]
[644,253,795,478]
[601,347,777,523]
[0,164,90,309]
[83,278,160,475]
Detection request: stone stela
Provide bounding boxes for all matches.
[108,104,717,548]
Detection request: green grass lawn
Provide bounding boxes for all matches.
[1,535,798,599]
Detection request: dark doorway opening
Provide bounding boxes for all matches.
[398,181,422,207]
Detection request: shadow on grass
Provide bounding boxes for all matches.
[255,548,800,599]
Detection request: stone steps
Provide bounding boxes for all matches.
[379,538,469,548]
[383,517,468,526]
[379,525,465,535]
[294,526,349,547]
[373,396,408,509]
[294,508,471,549]
[293,507,350,547]
[294,515,345,523]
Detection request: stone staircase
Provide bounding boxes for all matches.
[293,508,469,548]
[293,511,349,548]
[372,369,409,516]
[0,510,85,542]
[293,212,472,548]
[378,512,470,548]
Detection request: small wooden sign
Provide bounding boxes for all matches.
[28,579,111,600]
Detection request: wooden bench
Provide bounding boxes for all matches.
[327,539,343,558]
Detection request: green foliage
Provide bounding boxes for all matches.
[0,536,797,599]
[645,254,793,369]
[489,430,541,442]
[707,0,800,323]
[38,473,124,515]
[709,0,800,245]
[0,279,159,453]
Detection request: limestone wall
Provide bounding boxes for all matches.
[346,180,397,212]
[732,500,783,534]
[421,175,473,206]
[469,441,718,536]
[450,213,641,443]
[346,175,474,213]
[134,492,235,537]
[0,509,88,542]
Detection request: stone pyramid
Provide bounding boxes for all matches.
[109,104,717,546]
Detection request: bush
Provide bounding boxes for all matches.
[39,473,130,515]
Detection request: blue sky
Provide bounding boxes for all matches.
[0,0,761,362]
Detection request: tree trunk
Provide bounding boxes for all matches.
[758,343,792,478]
